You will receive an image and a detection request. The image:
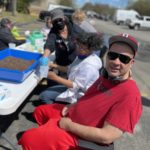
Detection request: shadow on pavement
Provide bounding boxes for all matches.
[21,112,36,123]
[0,145,11,150]
[16,131,25,141]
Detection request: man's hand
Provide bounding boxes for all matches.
[59,117,72,131]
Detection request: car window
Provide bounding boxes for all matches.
[146,18,150,21]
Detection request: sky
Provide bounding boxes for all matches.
[76,0,129,8]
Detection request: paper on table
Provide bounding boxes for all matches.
[0,84,11,101]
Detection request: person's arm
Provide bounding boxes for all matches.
[48,71,73,88]
[40,33,56,65]
[67,62,101,94]
[49,63,68,72]
[59,118,123,145]
[43,48,51,57]
[43,33,56,57]
[1,29,25,46]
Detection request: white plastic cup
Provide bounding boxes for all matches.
[8,43,16,49]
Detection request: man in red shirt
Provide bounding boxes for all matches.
[18,33,142,150]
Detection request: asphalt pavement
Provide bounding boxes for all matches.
[0,20,150,150]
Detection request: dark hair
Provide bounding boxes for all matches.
[76,32,103,50]
[0,18,11,28]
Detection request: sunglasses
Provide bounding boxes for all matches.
[107,51,133,64]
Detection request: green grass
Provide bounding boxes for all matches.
[0,11,37,23]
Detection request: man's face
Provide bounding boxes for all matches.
[6,22,13,29]
[105,42,135,79]
[46,19,52,29]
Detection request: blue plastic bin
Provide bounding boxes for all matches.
[0,48,42,83]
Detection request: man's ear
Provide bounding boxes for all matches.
[130,59,135,68]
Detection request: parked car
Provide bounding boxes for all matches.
[127,16,150,30]
[39,4,75,21]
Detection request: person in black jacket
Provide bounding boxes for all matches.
[0,18,25,50]
[40,8,83,67]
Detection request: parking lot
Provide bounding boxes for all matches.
[0,19,150,150]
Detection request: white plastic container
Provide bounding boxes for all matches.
[8,43,16,48]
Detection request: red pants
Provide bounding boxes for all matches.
[18,104,78,150]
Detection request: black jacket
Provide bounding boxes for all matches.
[44,17,84,66]
[0,27,25,50]
[44,32,76,66]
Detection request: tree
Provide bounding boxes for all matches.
[82,2,115,18]
[17,0,35,14]
[128,0,150,16]
[0,0,37,15]
[2,0,16,16]
[59,0,73,7]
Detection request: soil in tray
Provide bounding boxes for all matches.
[0,56,35,71]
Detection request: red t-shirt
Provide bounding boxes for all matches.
[68,76,142,133]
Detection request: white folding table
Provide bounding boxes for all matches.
[0,43,43,149]
[0,42,56,149]
[0,71,40,115]
[0,41,44,115]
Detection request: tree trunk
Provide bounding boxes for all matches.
[12,0,17,16]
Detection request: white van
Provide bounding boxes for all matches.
[113,9,140,25]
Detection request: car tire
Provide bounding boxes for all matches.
[128,25,134,29]
[134,24,140,30]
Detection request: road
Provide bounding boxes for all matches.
[94,19,150,42]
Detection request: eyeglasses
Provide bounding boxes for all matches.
[76,44,88,51]
[107,51,133,64]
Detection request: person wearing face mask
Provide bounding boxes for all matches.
[39,8,85,87]
[39,32,103,104]
[40,8,84,68]
[0,18,25,50]
[18,33,142,150]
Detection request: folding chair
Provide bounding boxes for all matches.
[70,139,114,150]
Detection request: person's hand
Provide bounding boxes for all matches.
[48,71,58,80]
[59,117,72,131]
[49,63,58,69]
[39,57,49,66]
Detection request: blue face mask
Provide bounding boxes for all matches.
[77,54,88,60]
